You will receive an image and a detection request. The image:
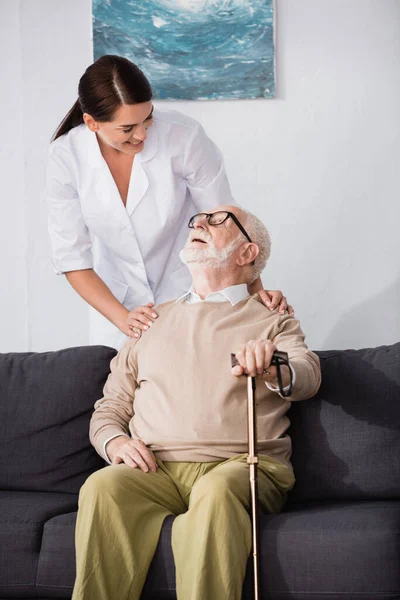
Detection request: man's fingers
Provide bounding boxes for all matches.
[255,343,265,375]
[121,454,138,469]
[263,342,276,369]
[130,451,150,472]
[287,304,295,316]
[262,365,278,383]
[233,341,277,378]
[120,447,150,472]
[245,345,256,376]
[235,349,247,373]
[231,365,244,376]
[131,441,157,472]
[112,440,158,473]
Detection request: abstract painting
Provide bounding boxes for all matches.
[93,0,275,100]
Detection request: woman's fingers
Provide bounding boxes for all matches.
[134,307,158,322]
[277,296,288,314]
[266,289,283,311]
[263,290,293,315]
[132,305,158,320]
[128,314,154,329]
[143,306,158,319]
[126,305,159,336]
[256,289,272,308]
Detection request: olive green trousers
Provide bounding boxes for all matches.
[71,454,295,600]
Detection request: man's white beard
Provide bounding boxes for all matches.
[179,236,241,267]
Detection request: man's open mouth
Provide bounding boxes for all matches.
[191,238,207,244]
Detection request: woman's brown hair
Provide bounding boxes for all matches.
[52,55,152,141]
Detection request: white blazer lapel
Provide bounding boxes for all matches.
[126,118,158,218]
[126,159,149,217]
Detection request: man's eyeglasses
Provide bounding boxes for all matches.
[188,211,253,244]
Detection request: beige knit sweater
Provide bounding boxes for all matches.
[90,294,321,466]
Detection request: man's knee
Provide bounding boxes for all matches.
[79,464,130,502]
[190,471,243,507]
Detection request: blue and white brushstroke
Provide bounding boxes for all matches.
[93,0,275,100]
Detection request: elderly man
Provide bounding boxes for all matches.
[72,205,321,600]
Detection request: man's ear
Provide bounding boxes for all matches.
[83,113,99,132]
[236,243,259,266]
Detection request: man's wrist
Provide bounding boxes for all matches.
[265,365,296,396]
[267,365,291,387]
[104,434,129,462]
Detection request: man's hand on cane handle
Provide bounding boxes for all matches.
[231,339,291,388]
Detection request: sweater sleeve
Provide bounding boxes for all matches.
[89,338,139,460]
[270,313,321,401]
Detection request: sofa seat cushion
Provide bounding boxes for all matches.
[36,513,176,599]
[253,499,400,600]
[36,500,400,600]
[36,511,77,599]
[0,491,78,598]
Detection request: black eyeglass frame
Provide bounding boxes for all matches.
[188,211,253,244]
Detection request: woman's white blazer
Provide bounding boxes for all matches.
[46,108,235,349]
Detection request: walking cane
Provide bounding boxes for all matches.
[231,350,292,600]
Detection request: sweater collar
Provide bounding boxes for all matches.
[176,283,249,306]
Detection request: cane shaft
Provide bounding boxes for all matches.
[247,376,260,600]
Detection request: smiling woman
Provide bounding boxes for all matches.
[85,104,155,159]
[46,55,291,350]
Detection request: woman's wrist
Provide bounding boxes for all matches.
[113,307,130,333]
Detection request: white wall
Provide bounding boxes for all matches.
[1,0,399,353]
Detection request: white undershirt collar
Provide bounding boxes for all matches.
[176,283,249,306]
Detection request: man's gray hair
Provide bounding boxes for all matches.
[240,208,271,285]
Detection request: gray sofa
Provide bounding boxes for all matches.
[0,343,399,600]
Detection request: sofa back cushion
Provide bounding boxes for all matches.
[288,343,400,502]
[0,346,117,494]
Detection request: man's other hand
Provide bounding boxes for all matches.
[106,437,158,473]
[231,339,291,388]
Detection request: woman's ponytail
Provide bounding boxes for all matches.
[52,99,84,141]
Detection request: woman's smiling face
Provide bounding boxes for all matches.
[84,101,154,155]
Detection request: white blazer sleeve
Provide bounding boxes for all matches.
[46,145,94,275]
[182,124,237,211]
